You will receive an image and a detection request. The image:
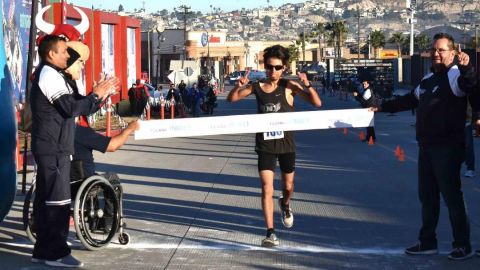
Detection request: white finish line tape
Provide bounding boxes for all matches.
[135,108,373,140]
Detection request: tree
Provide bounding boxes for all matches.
[298,32,307,65]
[287,43,300,65]
[325,21,348,59]
[415,34,430,53]
[311,22,328,62]
[118,4,124,12]
[370,30,385,58]
[389,32,406,56]
[160,9,168,17]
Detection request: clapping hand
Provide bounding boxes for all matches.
[93,73,120,101]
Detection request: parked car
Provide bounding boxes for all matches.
[228,70,266,85]
[301,62,326,80]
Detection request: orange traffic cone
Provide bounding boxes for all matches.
[368,136,374,145]
[359,131,365,141]
[395,145,401,157]
[398,149,405,162]
[343,128,348,136]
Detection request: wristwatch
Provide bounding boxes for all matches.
[304,83,312,88]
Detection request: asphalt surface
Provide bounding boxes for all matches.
[1,86,480,269]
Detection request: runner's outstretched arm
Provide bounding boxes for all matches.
[227,70,253,102]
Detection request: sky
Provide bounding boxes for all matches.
[68,0,305,14]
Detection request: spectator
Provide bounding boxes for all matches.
[353,80,377,142]
[128,83,136,115]
[371,33,478,260]
[30,35,116,268]
[188,83,205,117]
[134,79,150,116]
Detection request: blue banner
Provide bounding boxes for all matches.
[0,0,31,222]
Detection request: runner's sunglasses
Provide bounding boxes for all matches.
[265,64,284,71]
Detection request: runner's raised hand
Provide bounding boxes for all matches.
[237,70,250,87]
[297,71,309,86]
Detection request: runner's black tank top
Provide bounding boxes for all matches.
[253,79,295,154]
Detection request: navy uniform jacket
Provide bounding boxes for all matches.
[380,64,478,147]
[30,63,100,156]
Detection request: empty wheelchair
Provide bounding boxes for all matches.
[23,173,130,250]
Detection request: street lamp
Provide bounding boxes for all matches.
[155,33,165,84]
[146,29,152,83]
[143,22,164,84]
[150,21,164,84]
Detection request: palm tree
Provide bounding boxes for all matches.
[311,22,327,62]
[287,43,300,65]
[370,30,386,58]
[389,32,406,57]
[297,32,306,66]
[415,34,430,53]
[326,21,348,59]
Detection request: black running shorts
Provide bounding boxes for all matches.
[257,151,296,173]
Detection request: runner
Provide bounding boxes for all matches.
[227,44,321,247]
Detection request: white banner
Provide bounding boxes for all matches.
[135,108,373,140]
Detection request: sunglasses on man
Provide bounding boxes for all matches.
[265,64,284,71]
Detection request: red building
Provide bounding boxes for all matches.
[44,2,141,103]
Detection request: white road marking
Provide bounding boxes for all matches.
[2,241,437,255]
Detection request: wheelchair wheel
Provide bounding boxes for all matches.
[73,175,119,250]
[22,184,37,243]
[118,232,130,245]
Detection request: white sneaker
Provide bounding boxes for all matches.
[464,170,476,178]
[278,197,294,229]
[31,257,44,263]
[261,232,279,247]
[45,254,83,268]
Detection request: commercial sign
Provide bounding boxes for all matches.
[380,50,399,59]
[188,31,226,47]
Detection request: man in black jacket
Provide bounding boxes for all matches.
[372,33,478,260]
[353,80,376,142]
[30,35,117,267]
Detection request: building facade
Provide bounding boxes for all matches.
[46,1,142,103]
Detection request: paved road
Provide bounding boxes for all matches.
[1,87,479,269]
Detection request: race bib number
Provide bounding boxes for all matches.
[263,131,284,140]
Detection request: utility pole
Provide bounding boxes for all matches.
[408,1,416,56]
[302,26,306,67]
[355,7,366,60]
[177,5,191,60]
[475,24,479,49]
[147,30,151,83]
